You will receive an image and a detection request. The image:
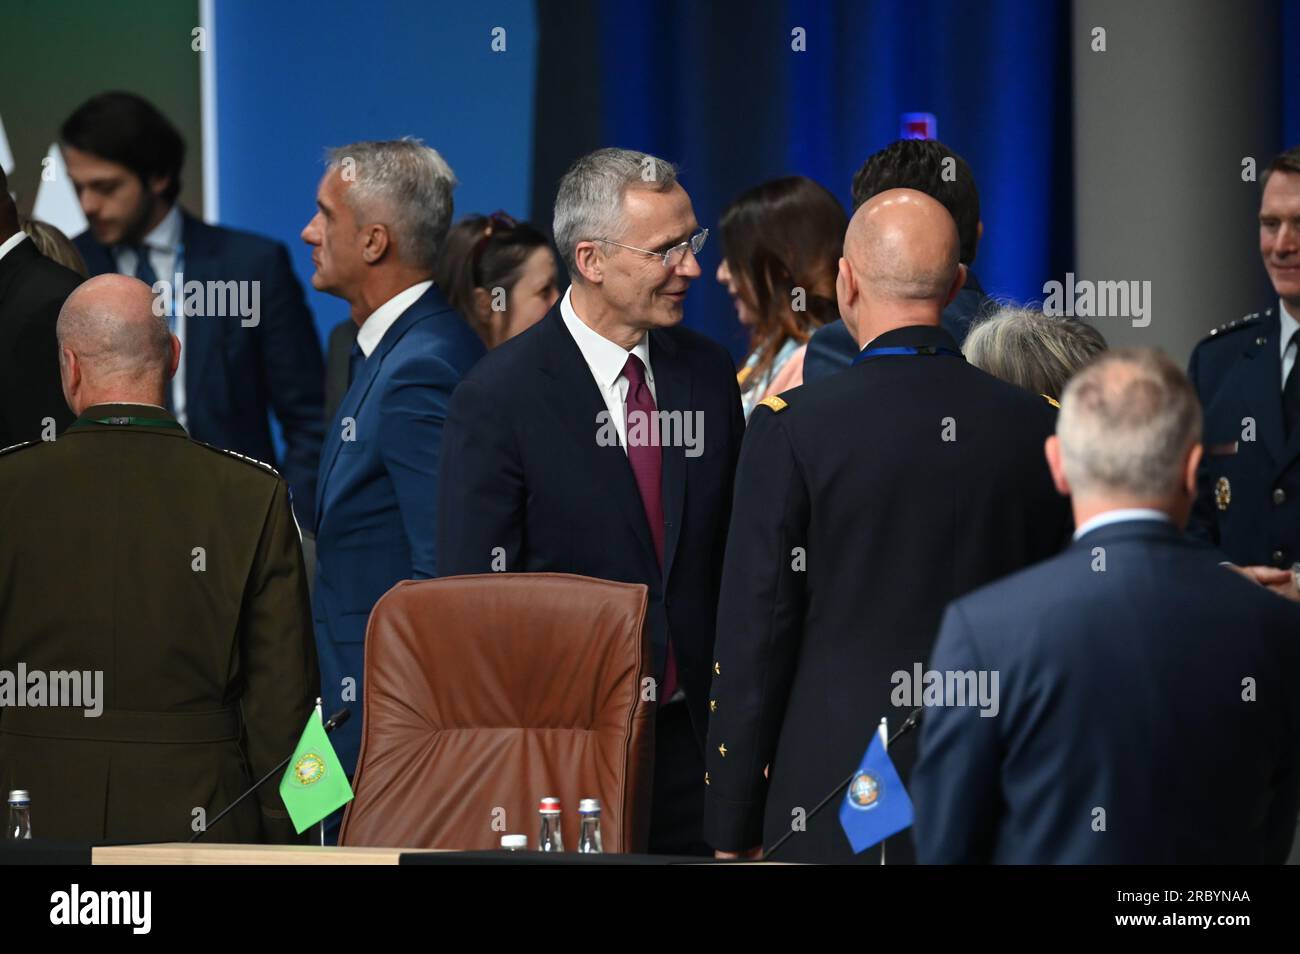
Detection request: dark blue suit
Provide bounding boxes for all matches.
[75,211,326,529]
[437,304,745,852]
[313,285,484,776]
[1187,304,1300,568]
[913,518,1300,864]
[802,270,992,385]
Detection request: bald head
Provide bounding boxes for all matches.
[57,274,177,413]
[845,188,960,301]
[837,188,964,347]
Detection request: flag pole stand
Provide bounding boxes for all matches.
[879,717,888,866]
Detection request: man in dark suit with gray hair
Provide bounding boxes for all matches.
[914,348,1300,863]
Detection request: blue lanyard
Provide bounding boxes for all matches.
[852,344,963,365]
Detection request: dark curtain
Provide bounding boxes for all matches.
[531,1,1081,359]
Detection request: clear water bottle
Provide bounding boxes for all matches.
[537,797,563,851]
[7,790,31,840]
[500,834,528,851]
[577,798,603,853]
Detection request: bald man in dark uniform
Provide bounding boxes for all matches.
[0,275,318,843]
[703,191,1071,863]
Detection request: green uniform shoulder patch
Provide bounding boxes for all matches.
[193,440,281,477]
[757,395,789,414]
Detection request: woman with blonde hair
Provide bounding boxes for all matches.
[963,305,1108,404]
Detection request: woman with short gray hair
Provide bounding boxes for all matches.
[963,305,1108,403]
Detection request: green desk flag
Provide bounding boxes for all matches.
[279,713,354,833]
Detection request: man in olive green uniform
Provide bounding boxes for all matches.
[0,274,319,843]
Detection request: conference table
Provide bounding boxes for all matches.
[1,841,745,864]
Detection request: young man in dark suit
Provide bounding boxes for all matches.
[61,92,325,530]
[303,139,484,826]
[913,349,1300,864]
[703,190,1071,864]
[438,148,745,855]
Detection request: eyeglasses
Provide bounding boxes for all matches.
[594,228,709,269]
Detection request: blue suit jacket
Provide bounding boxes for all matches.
[802,270,991,385]
[312,285,484,773]
[913,519,1300,864]
[75,212,325,530]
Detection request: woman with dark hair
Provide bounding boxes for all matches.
[716,176,847,417]
[435,212,559,349]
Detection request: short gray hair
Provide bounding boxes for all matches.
[553,147,678,280]
[326,138,456,272]
[1057,348,1202,499]
[964,306,1108,399]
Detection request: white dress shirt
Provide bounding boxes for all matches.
[559,286,656,454]
[356,280,434,357]
[1280,299,1300,388]
[1072,507,1170,541]
[113,205,186,422]
[0,231,29,263]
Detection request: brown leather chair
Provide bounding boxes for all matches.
[339,573,654,852]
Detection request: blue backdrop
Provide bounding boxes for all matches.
[593,0,1074,358]
[213,0,538,343]
[211,0,1299,365]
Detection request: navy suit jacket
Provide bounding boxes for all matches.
[437,305,746,744]
[312,284,484,773]
[913,519,1300,864]
[75,211,326,530]
[802,270,991,385]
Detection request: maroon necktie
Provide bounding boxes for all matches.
[622,354,678,699]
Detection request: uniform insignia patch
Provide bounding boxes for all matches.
[1041,394,1060,409]
[1215,477,1231,511]
[846,771,881,810]
[758,395,788,413]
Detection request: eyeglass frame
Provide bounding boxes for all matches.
[591,227,709,269]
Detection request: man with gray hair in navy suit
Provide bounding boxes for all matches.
[914,348,1300,864]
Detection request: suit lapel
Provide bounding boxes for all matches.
[178,213,221,415]
[317,295,433,520]
[74,235,116,277]
[538,310,660,575]
[650,329,689,584]
[1234,308,1284,466]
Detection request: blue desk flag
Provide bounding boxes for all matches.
[838,730,914,853]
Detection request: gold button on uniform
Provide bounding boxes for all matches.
[713,661,720,675]
[718,743,727,757]
[709,700,717,712]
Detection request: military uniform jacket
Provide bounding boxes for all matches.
[1188,305,1300,567]
[0,404,319,843]
[702,325,1072,862]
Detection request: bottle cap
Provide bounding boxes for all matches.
[7,790,29,804]
[578,798,602,813]
[538,796,561,813]
[500,834,528,849]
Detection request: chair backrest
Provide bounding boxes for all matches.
[339,573,654,852]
